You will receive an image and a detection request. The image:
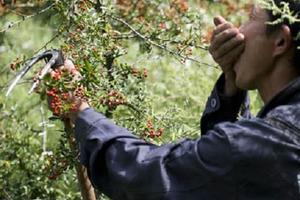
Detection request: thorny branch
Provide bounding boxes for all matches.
[0,3,55,34]
[109,15,218,68]
[1,1,216,69]
[1,2,36,9]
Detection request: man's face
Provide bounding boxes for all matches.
[233,5,275,90]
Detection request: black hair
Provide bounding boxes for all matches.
[265,0,300,67]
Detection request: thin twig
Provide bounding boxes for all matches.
[112,32,137,39]
[10,3,36,8]
[40,105,47,153]
[0,80,32,90]
[34,31,61,54]
[3,190,13,200]
[109,15,217,68]
[0,3,55,34]
[6,8,28,17]
[157,37,209,51]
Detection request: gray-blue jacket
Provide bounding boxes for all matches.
[75,75,300,200]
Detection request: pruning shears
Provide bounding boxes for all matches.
[5,49,64,97]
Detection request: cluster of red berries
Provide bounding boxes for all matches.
[202,28,213,44]
[74,87,86,100]
[159,22,167,30]
[99,90,127,110]
[143,119,164,138]
[47,88,63,115]
[78,0,93,11]
[172,0,188,13]
[47,88,79,116]
[46,66,86,116]
[116,0,131,7]
[185,47,193,56]
[9,57,21,71]
[131,67,148,79]
[51,69,63,81]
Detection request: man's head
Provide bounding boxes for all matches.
[233,0,300,91]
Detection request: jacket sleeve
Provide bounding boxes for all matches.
[75,108,234,200]
[200,74,250,134]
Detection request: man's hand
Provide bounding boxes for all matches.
[47,59,89,123]
[209,16,245,96]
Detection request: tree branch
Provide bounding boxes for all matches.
[109,15,217,68]
[39,105,47,153]
[0,3,55,34]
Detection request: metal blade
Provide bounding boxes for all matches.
[5,51,51,97]
[5,63,33,97]
[28,60,54,94]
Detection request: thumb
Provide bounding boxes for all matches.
[214,16,226,26]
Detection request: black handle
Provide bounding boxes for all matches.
[43,49,65,69]
[52,50,65,69]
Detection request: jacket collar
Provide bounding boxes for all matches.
[257,77,300,118]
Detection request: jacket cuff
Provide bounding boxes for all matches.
[200,74,248,134]
[203,74,246,116]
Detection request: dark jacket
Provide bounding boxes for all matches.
[75,75,300,200]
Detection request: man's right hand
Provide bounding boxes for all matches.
[48,59,90,123]
[209,16,245,96]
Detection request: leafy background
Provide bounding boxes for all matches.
[0,0,262,199]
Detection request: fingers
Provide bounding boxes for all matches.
[63,59,82,80]
[49,59,78,77]
[209,16,244,96]
[226,43,245,64]
[209,15,245,72]
[212,21,234,39]
[55,59,76,72]
[213,33,244,59]
[216,43,245,70]
[214,16,226,26]
[211,15,235,47]
[210,28,239,52]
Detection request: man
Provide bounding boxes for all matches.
[58,1,300,199]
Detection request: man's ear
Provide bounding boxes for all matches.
[273,25,292,57]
